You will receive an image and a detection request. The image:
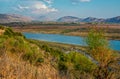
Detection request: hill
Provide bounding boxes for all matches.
[0,25,97,79]
[0,14,32,23]
[57,16,80,22]
[105,16,120,23]
[79,17,104,22]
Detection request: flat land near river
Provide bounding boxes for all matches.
[13,24,120,40]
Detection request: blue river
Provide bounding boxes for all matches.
[23,32,120,51]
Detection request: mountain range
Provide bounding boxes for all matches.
[0,14,120,23]
[57,16,120,23]
[0,14,32,23]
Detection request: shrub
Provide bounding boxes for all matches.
[85,27,117,79]
[86,29,108,50]
[57,51,96,77]
[0,25,5,30]
[4,27,15,37]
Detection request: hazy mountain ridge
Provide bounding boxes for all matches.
[0,14,120,23]
[78,17,104,22]
[0,14,32,23]
[57,16,120,23]
[105,16,120,23]
[57,16,80,22]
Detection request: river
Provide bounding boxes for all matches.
[23,32,120,51]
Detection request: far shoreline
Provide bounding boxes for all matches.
[12,24,120,40]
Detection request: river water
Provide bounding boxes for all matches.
[23,32,120,51]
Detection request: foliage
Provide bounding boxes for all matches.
[0,27,44,65]
[0,25,5,30]
[86,28,108,50]
[86,27,119,79]
[4,27,15,37]
[59,52,95,72]
[1,26,119,79]
[3,27,24,37]
[28,40,96,78]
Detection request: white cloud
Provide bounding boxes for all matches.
[71,0,91,4]
[35,3,48,9]
[32,2,57,14]
[80,0,91,2]
[18,5,29,10]
[43,0,53,4]
[15,1,57,14]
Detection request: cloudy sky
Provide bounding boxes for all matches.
[0,0,120,20]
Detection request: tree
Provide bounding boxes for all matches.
[86,27,116,79]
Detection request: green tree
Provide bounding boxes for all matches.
[86,27,116,79]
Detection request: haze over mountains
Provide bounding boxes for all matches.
[0,14,120,23]
[0,14,32,23]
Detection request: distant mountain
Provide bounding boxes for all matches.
[1,14,120,23]
[57,16,80,22]
[57,16,120,23]
[37,16,55,21]
[79,17,104,22]
[0,14,32,23]
[105,16,120,23]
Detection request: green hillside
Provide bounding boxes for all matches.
[0,25,119,79]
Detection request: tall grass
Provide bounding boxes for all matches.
[0,53,60,79]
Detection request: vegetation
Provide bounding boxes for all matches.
[0,22,81,27]
[86,27,120,79]
[28,41,96,78]
[0,25,120,79]
[11,23,120,40]
[0,26,96,79]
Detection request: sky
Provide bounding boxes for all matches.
[0,0,120,20]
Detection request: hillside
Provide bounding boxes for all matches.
[0,25,120,79]
[0,14,32,23]
[0,25,98,79]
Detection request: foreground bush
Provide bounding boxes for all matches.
[86,27,120,79]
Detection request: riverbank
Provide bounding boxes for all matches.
[28,39,87,52]
[23,32,120,51]
[13,24,120,40]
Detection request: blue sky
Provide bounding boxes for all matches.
[0,0,120,20]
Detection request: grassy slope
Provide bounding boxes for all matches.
[0,26,96,79]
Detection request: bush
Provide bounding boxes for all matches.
[57,51,96,77]
[86,29,108,50]
[0,25,5,30]
[4,27,15,37]
[85,27,117,79]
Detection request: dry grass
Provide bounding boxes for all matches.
[0,29,5,35]
[0,53,61,79]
